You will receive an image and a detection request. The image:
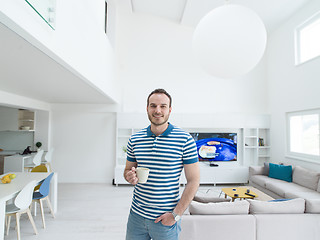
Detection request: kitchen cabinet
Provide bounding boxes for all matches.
[18,109,35,131]
[0,106,18,131]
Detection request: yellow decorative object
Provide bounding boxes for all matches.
[1,174,15,183]
[9,173,16,179]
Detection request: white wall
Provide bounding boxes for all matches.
[116,3,269,114]
[0,1,121,183]
[267,0,320,171]
[34,110,50,151]
[50,104,117,183]
[0,0,120,103]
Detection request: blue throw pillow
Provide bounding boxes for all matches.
[268,163,292,182]
[268,199,292,202]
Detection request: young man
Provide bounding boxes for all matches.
[124,88,200,240]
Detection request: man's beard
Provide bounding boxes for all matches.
[147,112,169,126]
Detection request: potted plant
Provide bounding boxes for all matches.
[122,146,127,157]
[35,141,42,151]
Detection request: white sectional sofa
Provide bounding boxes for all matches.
[180,197,320,240]
[180,164,320,240]
[249,164,320,201]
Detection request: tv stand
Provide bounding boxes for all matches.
[198,162,248,185]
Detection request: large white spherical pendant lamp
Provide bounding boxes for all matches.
[193,4,267,78]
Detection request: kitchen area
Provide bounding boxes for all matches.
[0,108,57,240]
[0,106,50,174]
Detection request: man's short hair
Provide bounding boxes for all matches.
[147,89,172,107]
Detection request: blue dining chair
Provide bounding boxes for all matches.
[32,172,55,228]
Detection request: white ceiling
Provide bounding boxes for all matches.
[131,0,312,33]
[0,0,313,105]
[0,22,115,104]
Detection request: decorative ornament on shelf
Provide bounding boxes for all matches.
[122,146,127,157]
[259,138,265,146]
[192,2,267,78]
[35,141,42,151]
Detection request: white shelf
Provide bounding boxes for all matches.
[243,127,270,167]
[18,109,35,131]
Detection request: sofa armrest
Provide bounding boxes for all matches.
[249,166,265,177]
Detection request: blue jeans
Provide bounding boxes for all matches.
[126,210,181,240]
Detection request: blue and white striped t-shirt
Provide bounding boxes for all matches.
[126,123,199,220]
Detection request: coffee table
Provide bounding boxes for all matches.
[221,186,274,202]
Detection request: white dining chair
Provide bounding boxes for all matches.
[6,180,38,240]
[24,150,44,172]
[42,148,54,172]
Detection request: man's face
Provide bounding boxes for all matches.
[147,93,172,126]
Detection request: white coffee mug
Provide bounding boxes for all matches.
[136,167,149,183]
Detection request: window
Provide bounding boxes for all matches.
[295,11,320,65]
[286,109,320,162]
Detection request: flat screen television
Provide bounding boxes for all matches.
[190,132,237,162]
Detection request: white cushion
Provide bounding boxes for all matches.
[293,166,320,190]
[249,166,264,176]
[247,198,305,214]
[285,191,320,199]
[250,175,270,188]
[305,199,320,213]
[189,200,249,215]
[193,195,231,203]
[265,180,291,197]
[266,180,314,198]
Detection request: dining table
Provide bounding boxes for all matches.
[0,172,58,240]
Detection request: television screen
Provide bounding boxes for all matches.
[190,132,237,161]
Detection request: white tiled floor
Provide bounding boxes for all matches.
[3,184,226,240]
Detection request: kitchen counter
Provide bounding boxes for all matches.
[3,154,33,173]
[0,152,18,174]
[0,151,18,156]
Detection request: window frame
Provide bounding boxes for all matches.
[286,109,320,163]
[295,10,320,66]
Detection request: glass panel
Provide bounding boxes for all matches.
[25,0,56,30]
[296,12,320,64]
[300,17,320,63]
[290,114,319,156]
